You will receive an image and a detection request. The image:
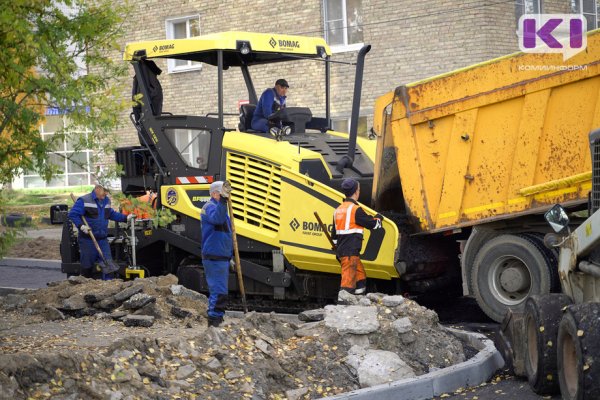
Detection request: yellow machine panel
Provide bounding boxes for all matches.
[124,31,331,63]
[223,133,400,280]
[375,29,600,233]
[278,168,399,280]
[161,184,210,219]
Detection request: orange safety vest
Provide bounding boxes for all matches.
[334,202,364,236]
[122,191,157,219]
[139,192,157,208]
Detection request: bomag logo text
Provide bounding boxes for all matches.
[158,44,174,51]
[302,221,334,236]
[278,40,299,48]
[290,218,333,236]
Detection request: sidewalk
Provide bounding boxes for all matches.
[23,227,62,240]
[0,257,60,270]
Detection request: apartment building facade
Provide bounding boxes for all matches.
[14,0,599,188]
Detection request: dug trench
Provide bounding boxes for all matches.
[0,273,479,400]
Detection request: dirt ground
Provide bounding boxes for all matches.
[0,275,474,400]
[5,237,61,260]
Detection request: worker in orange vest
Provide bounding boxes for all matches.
[332,178,383,305]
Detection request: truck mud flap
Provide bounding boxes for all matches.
[497,309,526,376]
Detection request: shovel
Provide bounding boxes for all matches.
[70,193,120,275]
[314,211,336,251]
[225,188,248,313]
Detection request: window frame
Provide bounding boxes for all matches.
[572,0,598,30]
[164,128,212,170]
[165,14,202,73]
[515,0,543,29]
[323,0,364,53]
[22,115,93,188]
[331,115,369,138]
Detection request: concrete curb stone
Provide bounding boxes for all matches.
[0,258,61,270]
[320,327,504,400]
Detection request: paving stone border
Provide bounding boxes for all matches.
[320,327,505,400]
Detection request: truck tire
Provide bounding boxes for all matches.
[1,213,32,227]
[525,294,572,394]
[558,303,600,400]
[471,234,553,322]
[462,227,498,294]
[519,232,560,292]
[176,264,206,293]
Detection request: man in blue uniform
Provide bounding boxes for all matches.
[68,180,133,278]
[201,180,233,327]
[251,78,291,135]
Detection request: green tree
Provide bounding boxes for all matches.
[0,0,130,183]
[0,0,131,255]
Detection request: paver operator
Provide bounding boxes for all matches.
[251,78,291,135]
[201,181,233,327]
[332,178,383,304]
[68,180,133,278]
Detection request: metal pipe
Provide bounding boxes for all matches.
[131,216,137,267]
[336,44,371,173]
[218,50,224,128]
[241,65,258,105]
[578,260,600,278]
[325,56,331,126]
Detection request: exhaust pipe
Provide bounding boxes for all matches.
[336,44,371,173]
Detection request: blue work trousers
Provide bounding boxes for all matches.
[203,259,229,319]
[79,237,112,269]
[78,236,115,280]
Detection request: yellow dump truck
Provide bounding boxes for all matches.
[372,29,600,322]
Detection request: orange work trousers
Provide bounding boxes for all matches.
[339,256,366,292]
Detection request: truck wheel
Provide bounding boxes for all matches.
[176,264,205,293]
[471,234,553,322]
[519,233,560,292]
[462,227,498,294]
[558,303,600,400]
[525,294,572,394]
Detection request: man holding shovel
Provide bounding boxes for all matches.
[201,181,233,327]
[68,179,133,278]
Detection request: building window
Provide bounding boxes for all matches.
[22,115,93,188]
[332,116,368,137]
[571,0,599,29]
[515,0,542,27]
[323,0,364,52]
[165,15,201,73]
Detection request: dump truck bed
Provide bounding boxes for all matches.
[375,30,600,233]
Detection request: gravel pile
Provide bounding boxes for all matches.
[0,276,471,399]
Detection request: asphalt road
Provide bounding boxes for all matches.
[0,261,65,290]
[433,372,561,399]
[0,259,562,400]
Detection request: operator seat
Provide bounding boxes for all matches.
[238,104,261,132]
